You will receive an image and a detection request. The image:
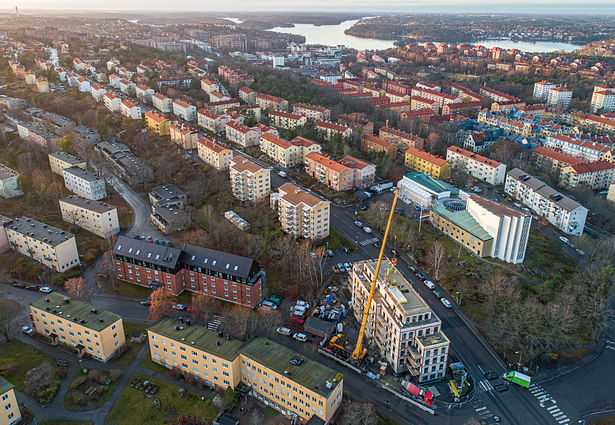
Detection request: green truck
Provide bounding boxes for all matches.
[502,371,531,388]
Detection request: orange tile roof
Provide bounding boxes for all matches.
[145,110,168,123]
[569,161,615,174]
[293,103,328,112]
[257,93,286,103]
[533,146,580,165]
[447,146,502,168]
[173,98,192,108]
[261,133,292,149]
[268,111,304,120]
[362,134,394,149]
[230,156,266,174]
[406,147,448,167]
[197,108,220,119]
[279,182,327,208]
[339,155,371,170]
[226,120,253,134]
[121,99,137,108]
[305,152,349,173]
[198,137,229,154]
[290,136,319,148]
[315,121,350,132]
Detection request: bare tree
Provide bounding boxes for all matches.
[65,277,90,301]
[257,309,282,337]
[426,243,446,281]
[148,288,174,321]
[0,299,26,342]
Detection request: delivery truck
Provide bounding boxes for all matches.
[502,371,531,388]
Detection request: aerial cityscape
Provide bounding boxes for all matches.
[0,3,615,425]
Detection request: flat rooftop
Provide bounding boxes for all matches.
[63,166,101,182]
[60,195,116,214]
[0,163,19,179]
[148,318,245,362]
[431,203,493,242]
[0,375,14,395]
[6,216,74,246]
[31,293,121,332]
[49,151,84,165]
[403,171,458,196]
[239,337,342,398]
[418,331,450,348]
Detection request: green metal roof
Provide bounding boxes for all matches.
[0,375,15,395]
[148,318,245,362]
[431,204,493,241]
[239,337,342,398]
[31,293,122,332]
[404,171,459,195]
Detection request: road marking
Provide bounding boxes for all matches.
[478,380,493,392]
[475,407,487,412]
[532,390,544,397]
[547,406,559,412]
[558,419,570,424]
[359,237,379,247]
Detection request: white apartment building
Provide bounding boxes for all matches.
[544,135,613,163]
[48,152,86,175]
[63,167,107,201]
[196,137,233,170]
[505,168,588,236]
[90,83,106,102]
[533,80,556,101]
[225,120,259,147]
[136,84,155,104]
[229,156,271,202]
[172,99,197,121]
[103,92,121,112]
[152,92,172,113]
[120,99,142,120]
[590,85,615,114]
[546,87,572,108]
[59,195,120,238]
[446,146,507,185]
[119,79,136,96]
[466,195,531,264]
[276,183,330,240]
[0,164,23,199]
[5,216,79,272]
[351,259,450,380]
[197,109,231,134]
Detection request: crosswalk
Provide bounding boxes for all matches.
[529,383,570,424]
[473,400,498,423]
[207,315,222,331]
[477,379,494,393]
[606,340,615,351]
[359,237,379,247]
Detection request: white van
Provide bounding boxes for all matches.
[424,280,435,290]
[363,226,372,234]
[276,327,292,336]
[293,333,308,342]
[277,170,287,178]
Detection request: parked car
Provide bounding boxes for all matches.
[22,325,34,336]
[172,304,187,311]
[416,273,425,281]
[424,280,435,290]
[391,248,399,257]
[277,170,287,178]
[12,281,26,288]
[432,290,443,299]
[441,298,452,309]
[326,249,335,257]
[140,300,151,306]
[25,285,39,291]
[363,226,372,234]
[408,265,416,272]
[559,236,570,245]
[354,220,364,227]
[39,286,52,294]
[343,263,351,273]
[262,300,278,309]
[336,263,344,272]
[342,247,351,254]
[276,327,292,336]
[292,333,308,342]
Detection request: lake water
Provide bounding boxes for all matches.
[267,20,582,53]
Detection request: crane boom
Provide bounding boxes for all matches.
[351,186,400,361]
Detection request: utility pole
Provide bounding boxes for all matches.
[515,350,523,371]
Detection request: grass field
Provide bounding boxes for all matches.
[105,280,151,299]
[140,355,169,375]
[0,340,56,391]
[111,322,148,366]
[104,374,218,425]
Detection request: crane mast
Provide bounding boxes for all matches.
[351,186,400,361]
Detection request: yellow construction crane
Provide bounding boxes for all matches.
[351,186,400,361]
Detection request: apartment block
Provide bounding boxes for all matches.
[113,236,266,306]
[292,103,331,121]
[197,137,233,170]
[5,216,79,272]
[304,152,354,191]
[145,110,170,136]
[238,86,257,104]
[229,156,271,202]
[226,104,262,122]
[350,259,449,380]
[152,92,173,113]
[90,83,106,102]
[446,146,507,185]
[173,99,197,121]
[405,147,451,180]
[378,127,424,150]
[314,121,352,141]
[149,185,190,235]
[103,92,121,112]
[208,99,241,115]
[225,120,259,148]
[59,195,120,238]
[544,135,614,163]
[256,94,288,112]
[120,99,142,120]
[276,183,330,240]
[63,166,107,201]
[561,161,615,189]
[505,168,588,236]
[289,137,322,163]
[0,376,21,425]
[259,134,301,167]
[0,164,23,199]
[136,84,155,104]
[546,87,572,108]
[268,111,307,130]
[410,96,439,113]
[197,109,230,134]
[200,77,218,94]
[170,122,199,150]
[30,293,125,362]
[360,134,398,159]
[590,85,615,114]
[533,81,557,101]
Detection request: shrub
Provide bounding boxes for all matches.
[108,369,122,382]
[70,376,88,389]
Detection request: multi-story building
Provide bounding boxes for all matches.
[144,110,170,136]
[446,146,507,185]
[225,120,259,148]
[152,92,173,113]
[259,134,301,167]
[170,122,199,150]
[208,99,241,115]
[350,259,450,380]
[410,96,440,113]
[197,137,233,170]
[397,172,458,209]
[103,92,121,112]
[5,216,79,272]
[479,87,520,104]
[0,164,23,200]
[200,77,218,94]
[135,84,155,104]
[119,79,135,96]
[405,147,451,180]
[410,87,458,109]
[289,137,322,163]
[292,103,331,121]
[48,152,86,175]
[59,195,120,238]
[238,86,257,104]
[120,99,142,120]
[255,94,288,112]
[90,83,106,103]
[268,111,307,130]
[379,127,424,150]
[546,87,573,108]
[95,142,153,187]
[339,156,376,189]
[544,135,614,163]
[276,183,330,240]
[172,99,197,121]
[314,121,352,141]
[197,109,228,134]
[229,156,271,202]
[113,236,266,306]
[532,146,580,176]
[0,376,21,425]
[148,185,190,235]
[533,81,557,101]
[304,152,354,191]
[560,161,615,189]
[149,184,188,210]
[505,168,588,236]
[441,101,481,117]
[63,167,107,201]
[360,134,398,159]
[71,126,101,148]
[29,293,125,362]
[590,85,615,114]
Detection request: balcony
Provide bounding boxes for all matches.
[405,356,422,376]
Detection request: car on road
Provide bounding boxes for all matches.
[416,273,425,281]
[140,300,151,306]
[432,289,444,299]
[354,220,364,227]
[22,325,34,336]
[172,304,187,311]
[292,333,308,342]
[440,298,452,308]
[25,284,40,291]
[336,263,344,272]
[424,280,435,290]
[408,265,416,272]
[39,286,52,294]
[277,170,287,178]
[494,383,508,393]
[12,281,26,288]
[391,248,399,257]
[484,371,498,380]
[343,263,351,273]
[559,236,570,245]
[363,226,372,234]
[276,327,292,336]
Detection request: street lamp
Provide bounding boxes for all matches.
[515,350,523,371]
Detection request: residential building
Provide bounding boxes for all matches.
[136,84,155,104]
[304,152,354,191]
[410,87,458,109]
[314,121,352,141]
[404,148,451,180]
[505,168,588,236]
[268,111,307,130]
[48,152,86,175]
[152,92,172,113]
[544,135,614,163]
[441,101,481,117]
[289,137,322,163]
[533,81,557,101]
[225,121,259,148]
[397,172,458,210]
[149,184,189,210]
[479,87,520,103]
[173,99,197,121]
[198,109,229,134]
[201,77,218,94]
[16,121,60,152]
[226,104,262,122]
[197,137,233,170]
[561,161,615,189]
[37,77,49,93]
[5,216,79,272]
[59,195,120,238]
[379,127,424,150]
[119,79,135,96]
[532,146,580,176]
[255,94,288,112]
[0,216,10,254]
[0,376,21,425]
[292,103,331,121]
[350,259,449,380]
[546,87,573,108]
[608,183,615,202]
[76,77,90,93]
[0,164,23,199]
[170,123,199,150]
[208,99,241,115]
[30,293,125,362]
[145,110,170,136]
[113,236,266,306]
[149,185,189,235]
[276,183,330,240]
[259,134,301,167]
[360,134,398,159]
[339,156,376,189]
[71,126,101,147]
[63,167,106,201]
[590,85,615,114]
[120,99,142,120]
[410,97,440,113]
[446,146,507,185]
[229,156,271,202]
[103,92,121,112]
[95,142,153,186]
[238,86,257,104]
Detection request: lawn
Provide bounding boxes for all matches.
[105,280,151,299]
[321,227,356,252]
[40,421,94,425]
[104,374,218,425]
[64,369,122,411]
[140,355,169,375]
[263,406,279,419]
[0,340,56,391]
[111,322,148,366]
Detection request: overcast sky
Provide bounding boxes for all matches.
[8,0,615,13]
